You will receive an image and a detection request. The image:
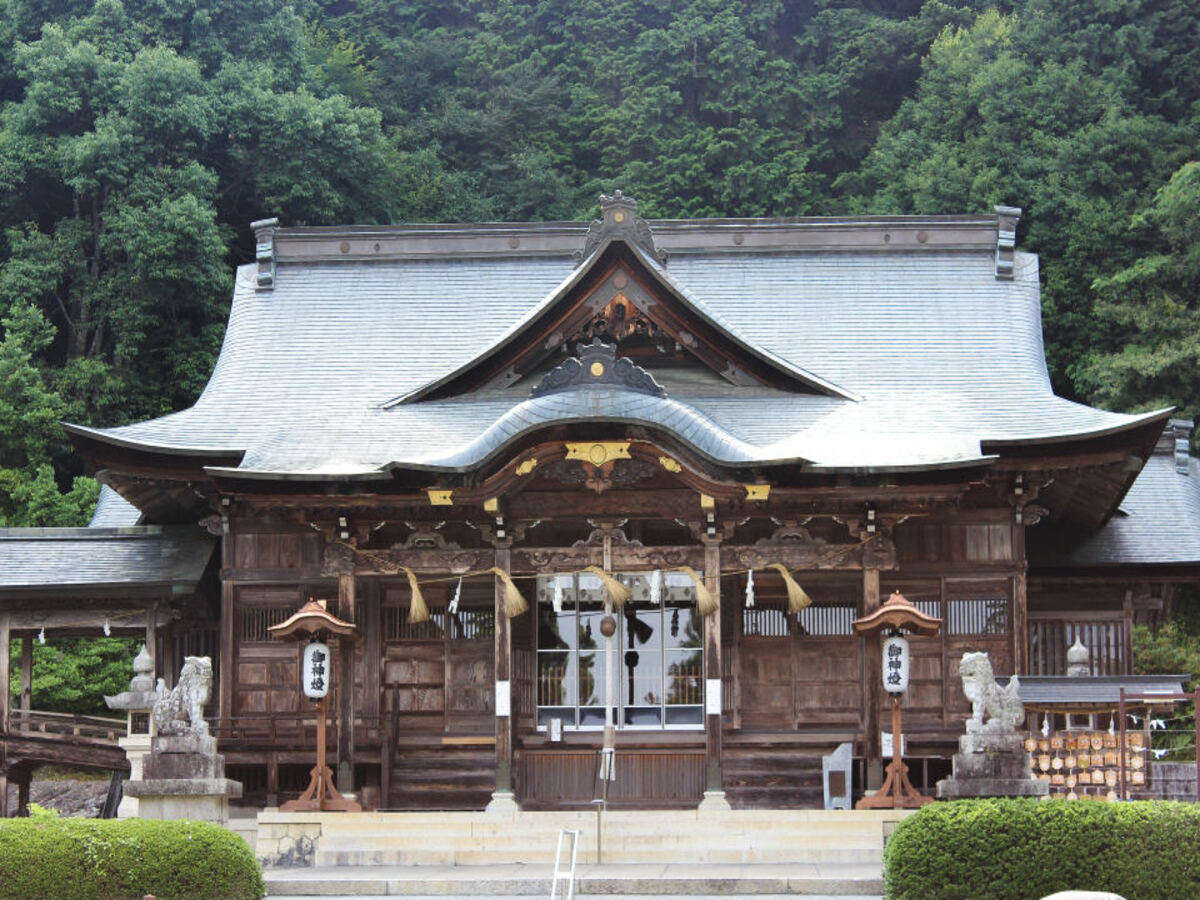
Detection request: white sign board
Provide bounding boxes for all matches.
[881,731,907,757]
[705,678,722,716]
[301,641,331,700]
[495,679,511,717]
[882,635,910,694]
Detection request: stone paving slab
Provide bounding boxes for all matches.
[264,862,883,896]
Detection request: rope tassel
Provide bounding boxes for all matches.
[490,567,529,618]
[673,566,718,616]
[582,565,631,608]
[404,567,429,624]
[767,563,811,614]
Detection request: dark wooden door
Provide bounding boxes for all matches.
[738,636,795,729]
[444,637,493,734]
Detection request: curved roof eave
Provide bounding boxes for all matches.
[63,422,245,459]
[980,408,1174,448]
[383,238,860,407]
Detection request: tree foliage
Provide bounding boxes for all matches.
[0,0,1196,524]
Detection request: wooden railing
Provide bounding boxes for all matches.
[4,709,125,743]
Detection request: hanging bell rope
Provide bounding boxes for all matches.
[767,563,812,614]
[490,567,529,618]
[404,567,430,624]
[582,565,632,608]
[672,566,718,616]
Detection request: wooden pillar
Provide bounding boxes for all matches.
[145,603,158,681]
[218,532,236,725]
[702,537,725,800]
[492,544,514,800]
[336,573,357,793]
[1012,523,1029,674]
[19,635,32,712]
[0,614,10,736]
[1122,588,1135,675]
[1,614,9,819]
[862,568,882,789]
[15,768,30,818]
[266,754,279,808]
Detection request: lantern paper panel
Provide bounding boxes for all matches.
[302,640,331,700]
[882,635,910,694]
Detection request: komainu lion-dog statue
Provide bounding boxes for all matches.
[152,655,213,737]
[959,651,1024,733]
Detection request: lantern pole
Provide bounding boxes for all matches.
[269,600,362,812]
[852,592,941,809]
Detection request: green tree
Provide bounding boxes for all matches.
[1077,162,1200,419]
[7,636,138,716]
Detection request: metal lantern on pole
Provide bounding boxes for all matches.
[268,599,361,812]
[853,591,941,809]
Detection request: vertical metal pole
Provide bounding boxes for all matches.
[602,531,616,762]
[1118,688,1127,801]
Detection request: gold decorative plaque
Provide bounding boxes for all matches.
[564,441,632,466]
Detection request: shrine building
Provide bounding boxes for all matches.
[3,194,1199,811]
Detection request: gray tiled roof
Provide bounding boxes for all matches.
[999,675,1188,706]
[67,225,1164,477]
[1046,452,1200,567]
[89,485,142,527]
[0,526,214,593]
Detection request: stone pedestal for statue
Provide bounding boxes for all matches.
[120,655,241,823]
[937,729,1048,799]
[936,650,1049,800]
[123,733,242,822]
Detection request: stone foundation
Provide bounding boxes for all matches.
[937,730,1049,800]
[123,733,241,823]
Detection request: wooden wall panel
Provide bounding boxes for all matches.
[232,532,320,571]
[895,522,1014,564]
[519,749,705,808]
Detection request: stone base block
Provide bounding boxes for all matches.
[152,733,218,756]
[124,777,242,823]
[483,790,521,816]
[697,790,733,811]
[937,777,1048,799]
[935,729,1049,800]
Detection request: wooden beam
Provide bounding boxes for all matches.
[336,573,356,793]
[493,545,514,797]
[19,636,32,712]
[1012,523,1029,675]
[703,538,724,797]
[861,569,881,790]
[145,603,158,682]
[218,533,235,723]
[0,609,174,630]
[0,614,10,737]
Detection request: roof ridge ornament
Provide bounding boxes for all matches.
[994,205,1021,280]
[530,339,667,398]
[575,191,667,266]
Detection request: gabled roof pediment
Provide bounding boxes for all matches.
[387,196,857,406]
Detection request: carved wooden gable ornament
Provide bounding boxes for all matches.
[389,191,852,405]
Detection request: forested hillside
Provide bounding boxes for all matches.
[1,0,1198,527]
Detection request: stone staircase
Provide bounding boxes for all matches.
[256,808,906,896]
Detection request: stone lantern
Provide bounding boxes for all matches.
[103,643,158,818]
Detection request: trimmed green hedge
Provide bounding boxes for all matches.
[885,798,1200,900]
[0,818,263,899]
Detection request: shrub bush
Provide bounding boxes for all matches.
[884,798,1200,900]
[0,818,263,899]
